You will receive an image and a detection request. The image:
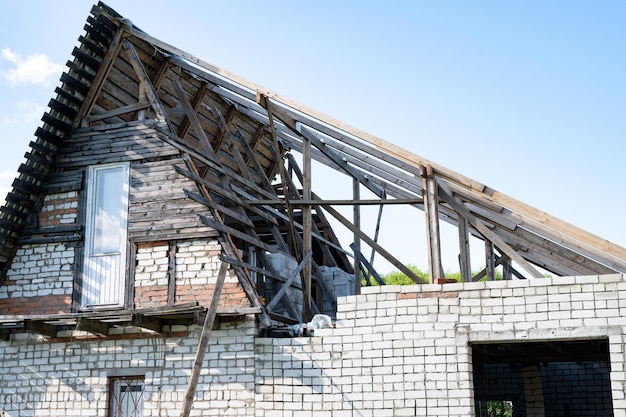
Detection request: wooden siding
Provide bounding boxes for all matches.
[53,122,217,242]
[129,158,217,241]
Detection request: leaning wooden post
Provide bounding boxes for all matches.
[179,261,228,417]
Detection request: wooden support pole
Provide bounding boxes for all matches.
[485,240,495,281]
[302,135,313,322]
[256,94,301,259]
[266,250,313,312]
[353,179,362,293]
[458,218,471,282]
[436,178,545,279]
[421,165,443,283]
[472,254,526,281]
[179,262,228,417]
[321,204,426,284]
[503,258,513,280]
[167,241,177,306]
[350,243,385,286]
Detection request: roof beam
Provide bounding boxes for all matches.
[321,204,426,284]
[437,178,544,279]
[74,26,125,128]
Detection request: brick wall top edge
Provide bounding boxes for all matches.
[359,274,625,295]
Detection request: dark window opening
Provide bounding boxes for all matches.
[472,339,613,417]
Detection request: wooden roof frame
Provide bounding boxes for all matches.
[1,2,626,327]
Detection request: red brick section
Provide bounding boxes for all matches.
[134,282,252,310]
[175,282,251,309]
[434,278,457,284]
[0,294,72,315]
[137,241,168,249]
[38,195,78,227]
[134,285,168,309]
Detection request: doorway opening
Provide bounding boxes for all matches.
[472,339,612,417]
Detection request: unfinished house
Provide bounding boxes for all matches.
[2,3,626,416]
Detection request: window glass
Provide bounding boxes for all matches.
[92,166,124,255]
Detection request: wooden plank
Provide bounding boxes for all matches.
[122,39,172,130]
[458,217,471,282]
[257,94,301,261]
[485,240,495,281]
[132,313,161,332]
[76,318,109,335]
[113,20,489,193]
[219,255,301,289]
[321,204,426,284]
[353,178,362,291]
[179,262,228,417]
[302,135,313,321]
[84,101,151,123]
[262,101,387,198]
[421,165,443,282]
[198,215,276,253]
[300,124,385,198]
[167,241,176,306]
[24,320,58,338]
[350,243,385,286]
[266,250,312,312]
[472,254,526,281]
[178,83,208,140]
[246,197,424,206]
[437,178,544,279]
[184,189,254,227]
[173,165,279,226]
[74,26,125,128]
[178,153,274,328]
[171,79,216,157]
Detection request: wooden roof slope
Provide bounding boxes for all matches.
[0,2,625,319]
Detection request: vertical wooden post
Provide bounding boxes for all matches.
[503,258,513,280]
[353,179,362,293]
[302,136,312,322]
[167,241,177,306]
[458,218,471,282]
[485,240,495,281]
[421,165,443,283]
[179,262,228,417]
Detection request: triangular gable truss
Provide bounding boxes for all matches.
[1,2,626,327]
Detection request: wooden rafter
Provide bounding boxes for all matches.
[437,178,544,279]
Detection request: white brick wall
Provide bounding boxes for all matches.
[135,242,170,288]
[257,274,626,416]
[175,240,235,285]
[0,243,74,300]
[0,317,257,417]
[2,274,626,416]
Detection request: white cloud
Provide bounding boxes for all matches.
[1,47,63,87]
[1,100,45,125]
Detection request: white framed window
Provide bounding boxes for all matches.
[109,376,145,417]
[81,162,130,309]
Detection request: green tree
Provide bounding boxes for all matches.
[486,400,513,417]
[361,264,428,286]
[362,265,507,286]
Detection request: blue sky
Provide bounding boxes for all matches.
[1,1,625,274]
